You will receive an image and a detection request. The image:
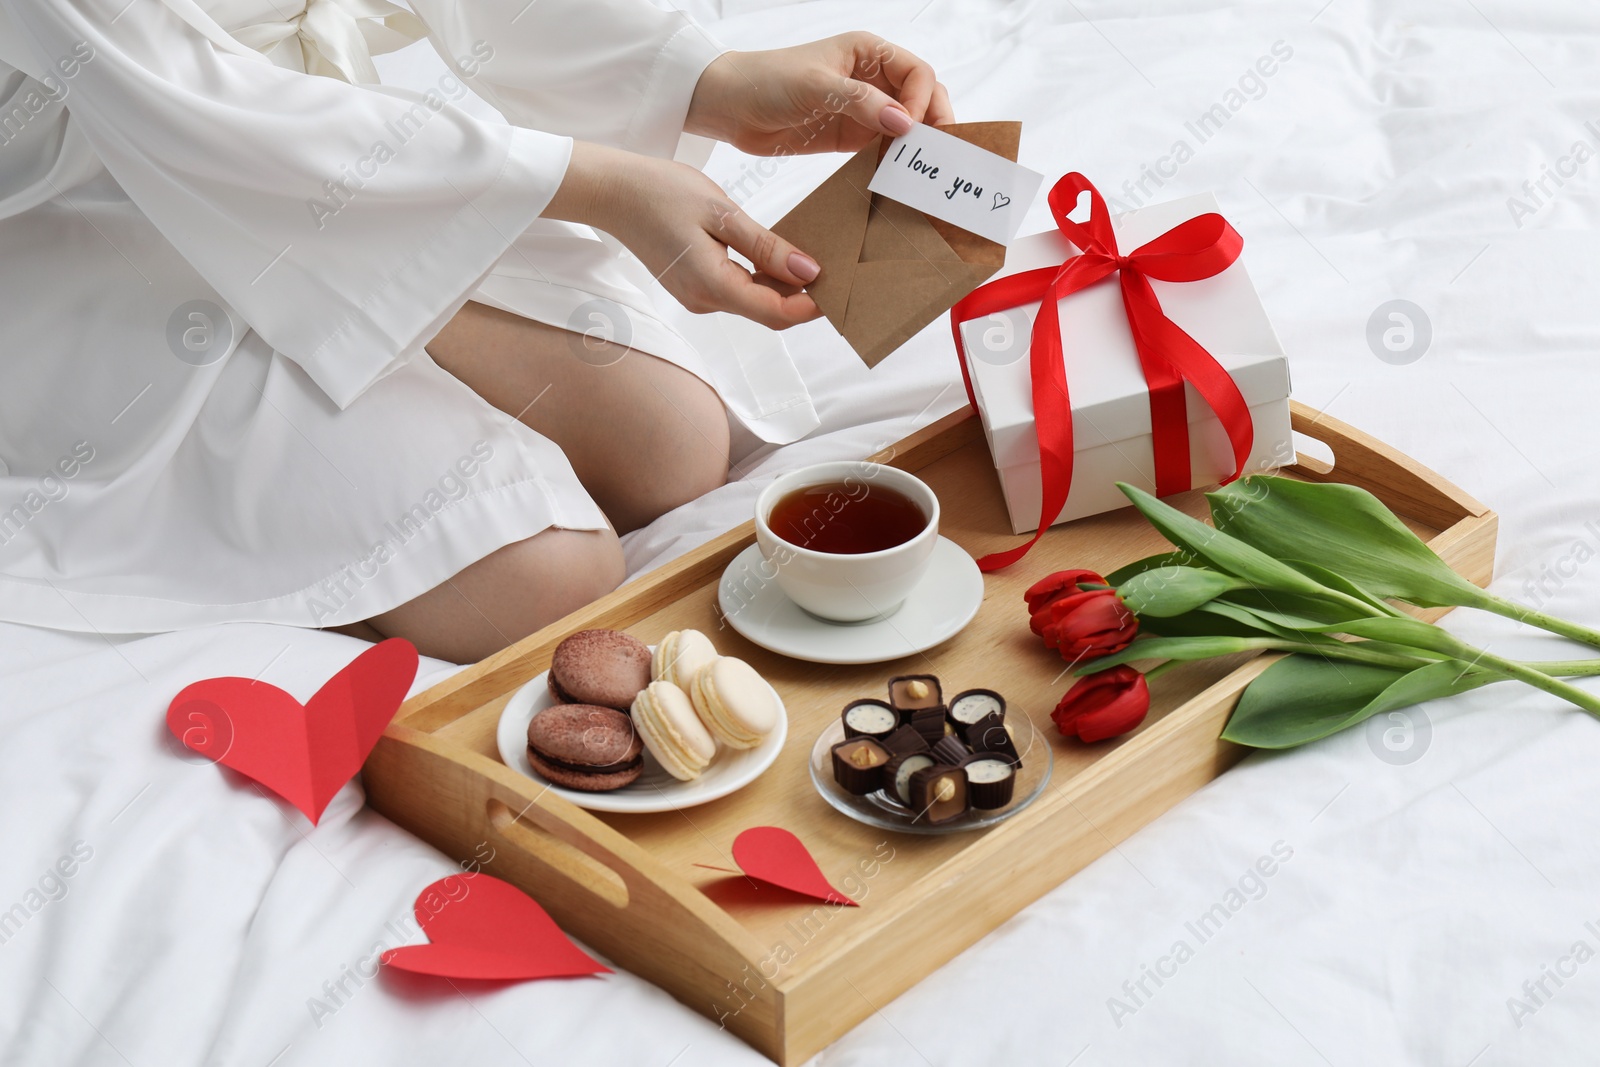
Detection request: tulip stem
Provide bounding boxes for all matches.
[1527,659,1600,677]
[1445,643,1600,718]
[1273,640,1433,672]
[1318,588,1406,620]
[1474,592,1600,652]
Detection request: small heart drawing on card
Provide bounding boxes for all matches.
[991,192,1012,211]
[165,638,418,823]
[382,873,609,981]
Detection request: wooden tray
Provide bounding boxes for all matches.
[363,401,1495,1064]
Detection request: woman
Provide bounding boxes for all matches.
[0,0,951,661]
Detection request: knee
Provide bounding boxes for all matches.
[472,528,625,658]
[651,377,731,510]
[631,434,727,532]
[365,527,626,664]
[530,527,626,619]
[668,429,730,508]
[611,382,730,531]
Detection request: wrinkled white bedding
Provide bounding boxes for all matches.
[6,1,1600,1064]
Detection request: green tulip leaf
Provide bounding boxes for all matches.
[1105,552,1188,586]
[1222,655,1493,749]
[1080,635,1271,673]
[1215,588,1373,629]
[1278,560,1397,615]
[1207,477,1489,610]
[1138,605,1284,641]
[1222,657,1404,748]
[1314,615,1467,658]
[1194,600,1315,642]
[1356,659,1491,720]
[1116,567,1241,618]
[1116,483,1334,598]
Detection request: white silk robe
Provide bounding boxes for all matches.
[0,0,817,632]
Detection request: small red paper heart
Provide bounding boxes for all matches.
[165,638,418,824]
[381,873,609,981]
[729,827,858,906]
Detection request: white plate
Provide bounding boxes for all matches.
[495,656,787,813]
[715,537,984,665]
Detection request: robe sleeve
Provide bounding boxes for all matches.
[1,0,574,409]
[407,0,727,161]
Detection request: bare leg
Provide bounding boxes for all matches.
[326,620,384,643]
[320,301,729,662]
[425,300,731,533]
[362,527,625,664]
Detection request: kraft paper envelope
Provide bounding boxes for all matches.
[771,122,1019,367]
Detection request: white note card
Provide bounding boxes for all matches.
[866,124,1044,245]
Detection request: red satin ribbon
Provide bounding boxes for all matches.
[950,173,1256,572]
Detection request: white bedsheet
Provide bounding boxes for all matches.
[6,1,1600,1064]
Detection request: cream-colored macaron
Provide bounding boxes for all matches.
[651,629,718,690]
[690,656,781,750]
[631,680,716,781]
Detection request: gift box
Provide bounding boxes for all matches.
[956,190,1294,536]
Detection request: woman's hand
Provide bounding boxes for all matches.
[543,142,820,329]
[686,32,954,155]
[543,32,954,330]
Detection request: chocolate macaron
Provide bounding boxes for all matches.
[526,703,644,792]
[548,629,652,711]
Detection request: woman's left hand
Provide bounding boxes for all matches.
[686,32,954,156]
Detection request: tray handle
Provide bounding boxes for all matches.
[1288,400,1487,529]
[484,797,629,908]
[364,726,771,1014]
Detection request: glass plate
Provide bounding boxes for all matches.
[807,711,1053,834]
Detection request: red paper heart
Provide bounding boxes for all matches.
[166,638,418,824]
[381,873,609,981]
[729,827,858,906]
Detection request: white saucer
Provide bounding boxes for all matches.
[715,537,984,665]
[495,657,787,814]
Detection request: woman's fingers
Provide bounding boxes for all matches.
[864,42,934,123]
[926,80,956,126]
[855,37,938,123]
[708,259,821,329]
[831,37,948,135]
[668,205,821,329]
[835,75,915,138]
[713,203,821,286]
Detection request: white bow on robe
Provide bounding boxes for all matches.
[159,0,426,83]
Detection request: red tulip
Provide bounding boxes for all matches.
[1052,666,1150,742]
[1023,569,1108,614]
[1032,587,1139,660]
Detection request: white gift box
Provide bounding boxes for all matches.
[958,192,1294,535]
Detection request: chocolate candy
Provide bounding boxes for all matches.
[841,698,898,740]
[906,704,946,747]
[882,724,930,756]
[884,752,935,805]
[931,735,969,766]
[888,674,943,714]
[908,765,969,824]
[948,688,1005,728]
[963,712,1021,767]
[961,753,1017,809]
[830,681,1016,822]
[831,737,891,795]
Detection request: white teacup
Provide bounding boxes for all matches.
[753,461,940,624]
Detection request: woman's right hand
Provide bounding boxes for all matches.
[542,142,821,331]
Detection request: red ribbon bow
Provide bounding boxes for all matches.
[950,173,1255,572]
